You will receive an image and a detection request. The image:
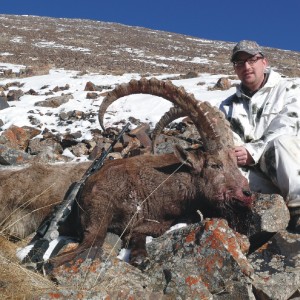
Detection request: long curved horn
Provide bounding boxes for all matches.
[98,77,233,152]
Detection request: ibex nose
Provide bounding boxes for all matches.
[243,190,252,197]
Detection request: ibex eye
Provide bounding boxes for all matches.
[211,163,222,169]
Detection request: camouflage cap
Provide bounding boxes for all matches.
[231,40,264,62]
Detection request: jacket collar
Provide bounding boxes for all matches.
[236,69,281,99]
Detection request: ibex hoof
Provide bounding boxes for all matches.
[42,261,54,274]
[130,255,150,271]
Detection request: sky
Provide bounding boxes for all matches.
[1,0,300,52]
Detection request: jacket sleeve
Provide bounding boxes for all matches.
[219,94,246,147]
[244,83,300,164]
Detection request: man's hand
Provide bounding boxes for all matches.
[234,146,254,166]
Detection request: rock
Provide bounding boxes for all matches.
[73,110,86,120]
[107,152,123,160]
[249,230,300,300]
[49,253,157,299]
[34,94,73,108]
[28,115,42,126]
[180,71,199,79]
[0,125,40,151]
[52,84,70,92]
[2,69,13,77]
[84,81,112,92]
[28,193,297,299]
[0,96,9,110]
[25,88,38,95]
[153,134,193,154]
[84,81,97,91]
[209,77,231,90]
[28,138,63,155]
[86,92,98,99]
[120,124,153,156]
[128,123,152,149]
[146,219,254,298]
[250,193,290,233]
[44,219,255,299]
[70,143,89,157]
[5,81,24,88]
[121,136,142,156]
[33,146,72,163]
[58,111,68,121]
[0,144,32,165]
[7,89,24,101]
[215,193,291,253]
[88,144,103,160]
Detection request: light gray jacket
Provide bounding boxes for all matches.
[220,69,300,164]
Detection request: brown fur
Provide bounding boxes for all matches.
[0,162,91,240]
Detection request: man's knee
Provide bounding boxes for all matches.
[273,134,299,147]
[259,140,277,185]
[262,135,300,165]
[260,135,300,202]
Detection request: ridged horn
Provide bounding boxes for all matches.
[98,77,234,152]
[151,106,186,153]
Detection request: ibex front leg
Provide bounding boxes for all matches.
[125,220,174,270]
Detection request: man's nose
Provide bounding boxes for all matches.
[244,61,251,68]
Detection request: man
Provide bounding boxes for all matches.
[220,40,300,232]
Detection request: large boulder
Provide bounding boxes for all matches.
[37,219,255,299]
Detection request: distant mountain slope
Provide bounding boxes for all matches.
[1,14,300,77]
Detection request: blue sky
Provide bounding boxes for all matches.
[1,0,300,52]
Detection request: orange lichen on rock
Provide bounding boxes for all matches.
[185,275,202,286]
[185,230,196,243]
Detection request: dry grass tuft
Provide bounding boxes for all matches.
[0,235,57,299]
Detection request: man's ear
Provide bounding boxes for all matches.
[173,144,204,171]
[263,57,268,68]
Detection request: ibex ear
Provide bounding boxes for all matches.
[173,144,204,171]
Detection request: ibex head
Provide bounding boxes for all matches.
[98,77,253,212]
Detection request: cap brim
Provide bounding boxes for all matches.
[231,50,261,62]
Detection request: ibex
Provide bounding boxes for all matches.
[42,78,252,270]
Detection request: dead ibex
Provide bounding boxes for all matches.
[46,77,252,270]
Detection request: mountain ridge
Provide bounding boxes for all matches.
[1,14,300,77]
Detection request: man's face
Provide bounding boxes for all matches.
[233,52,268,91]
